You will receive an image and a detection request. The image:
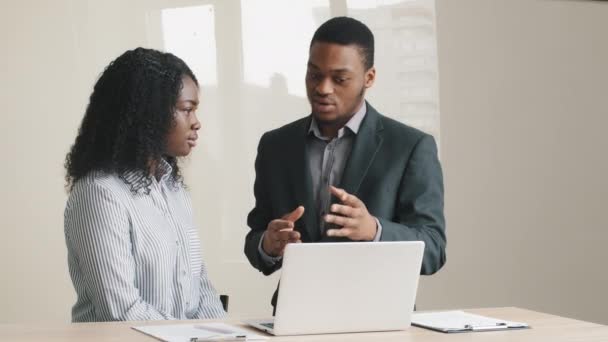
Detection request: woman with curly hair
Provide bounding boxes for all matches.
[64,48,225,322]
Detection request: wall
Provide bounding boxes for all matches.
[0,0,606,325]
[421,0,608,324]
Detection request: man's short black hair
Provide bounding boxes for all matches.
[310,16,374,70]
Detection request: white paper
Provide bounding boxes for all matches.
[133,322,268,342]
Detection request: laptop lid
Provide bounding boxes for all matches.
[271,241,424,335]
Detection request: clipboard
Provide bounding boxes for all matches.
[411,310,530,333]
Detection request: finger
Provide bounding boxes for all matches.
[282,205,305,222]
[329,185,349,202]
[288,231,301,241]
[330,204,357,218]
[268,219,294,231]
[278,241,292,256]
[324,214,356,227]
[330,186,363,208]
[286,235,301,243]
[271,228,294,244]
[276,230,300,241]
[273,239,283,251]
[326,227,355,238]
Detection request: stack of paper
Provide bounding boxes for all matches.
[133,322,268,342]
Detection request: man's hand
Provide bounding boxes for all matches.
[325,186,377,241]
[262,206,305,257]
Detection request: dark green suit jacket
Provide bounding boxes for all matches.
[245,102,446,303]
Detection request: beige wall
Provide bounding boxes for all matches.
[0,0,606,325]
[419,0,608,324]
[1,0,78,323]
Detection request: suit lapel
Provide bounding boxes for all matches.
[287,116,320,241]
[339,102,384,196]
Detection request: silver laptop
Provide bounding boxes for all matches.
[245,241,425,336]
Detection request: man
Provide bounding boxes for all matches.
[244,17,446,309]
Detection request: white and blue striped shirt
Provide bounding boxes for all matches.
[64,161,226,322]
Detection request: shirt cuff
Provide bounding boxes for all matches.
[373,217,383,241]
[258,232,283,265]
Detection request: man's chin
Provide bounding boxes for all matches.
[312,111,340,124]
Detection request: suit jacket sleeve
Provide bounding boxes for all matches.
[244,133,283,275]
[378,134,446,275]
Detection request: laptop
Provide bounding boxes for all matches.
[245,241,425,336]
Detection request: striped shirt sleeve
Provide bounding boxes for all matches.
[193,261,227,319]
[65,181,175,321]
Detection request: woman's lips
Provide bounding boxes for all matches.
[187,135,198,147]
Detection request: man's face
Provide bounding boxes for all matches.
[306,41,375,126]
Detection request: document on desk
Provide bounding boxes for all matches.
[132,322,268,342]
[412,310,530,333]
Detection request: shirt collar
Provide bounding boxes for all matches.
[156,158,173,183]
[308,101,367,140]
[121,158,174,186]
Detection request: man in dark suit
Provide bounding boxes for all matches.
[244,16,446,309]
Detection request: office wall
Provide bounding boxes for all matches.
[0,0,606,325]
[418,0,608,324]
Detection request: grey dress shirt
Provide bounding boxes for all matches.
[257,104,382,264]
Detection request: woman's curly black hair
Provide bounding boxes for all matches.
[65,47,198,194]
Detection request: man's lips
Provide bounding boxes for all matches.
[313,98,335,106]
[313,99,336,112]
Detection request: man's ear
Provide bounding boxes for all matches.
[364,67,376,89]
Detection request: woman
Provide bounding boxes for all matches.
[64,48,226,322]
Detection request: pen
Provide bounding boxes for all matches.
[189,334,248,342]
[464,322,508,331]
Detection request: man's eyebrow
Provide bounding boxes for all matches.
[307,63,352,73]
[307,62,319,69]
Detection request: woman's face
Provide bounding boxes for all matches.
[165,76,201,157]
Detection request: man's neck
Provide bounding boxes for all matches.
[319,119,348,139]
[318,100,365,139]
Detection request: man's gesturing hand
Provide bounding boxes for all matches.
[262,206,305,257]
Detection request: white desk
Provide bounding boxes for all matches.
[1,307,607,341]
